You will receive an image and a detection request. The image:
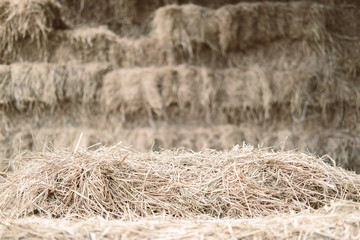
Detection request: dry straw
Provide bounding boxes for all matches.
[1,145,360,219]
[0,201,360,239]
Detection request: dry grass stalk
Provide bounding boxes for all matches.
[1,201,360,239]
[1,145,360,219]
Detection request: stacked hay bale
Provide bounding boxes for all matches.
[0,0,359,172]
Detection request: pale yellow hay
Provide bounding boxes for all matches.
[1,201,360,239]
[1,145,360,219]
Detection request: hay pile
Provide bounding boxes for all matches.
[1,145,360,219]
[1,201,360,239]
[0,0,66,62]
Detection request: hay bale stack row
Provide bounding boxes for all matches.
[153,2,327,54]
[2,123,359,171]
[2,2,359,67]
[0,0,359,171]
[0,63,111,109]
[58,0,360,36]
[0,64,358,125]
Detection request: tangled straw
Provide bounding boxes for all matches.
[1,145,359,220]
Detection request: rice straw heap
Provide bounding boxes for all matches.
[1,145,359,220]
[1,201,360,239]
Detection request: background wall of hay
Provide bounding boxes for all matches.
[0,0,359,172]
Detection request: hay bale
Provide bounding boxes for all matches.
[59,0,245,37]
[217,2,327,52]
[10,63,58,109]
[0,0,66,57]
[110,35,325,69]
[23,124,246,153]
[102,65,231,121]
[1,145,360,219]
[102,67,173,119]
[58,0,151,36]
[100,66,247,119]
[111,37,176,67]
[57,0,355,36]
[2,109,360,171]
[56,63,112,103]
[1,27,118,64]
[3,63,111,110]
[0,65,11,104]
[152,2,328,54]
[153,4,220,55]
[1,201,360,239]
[221,66,272,119]
[49,27,118,63]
